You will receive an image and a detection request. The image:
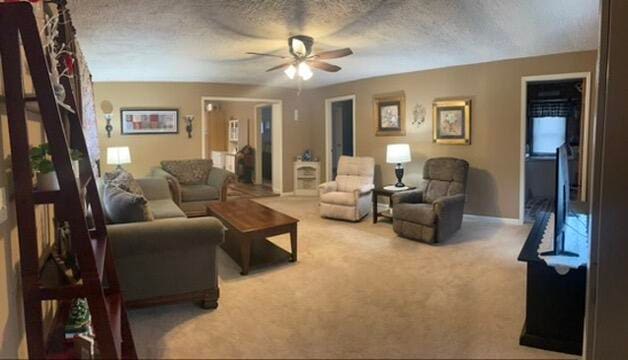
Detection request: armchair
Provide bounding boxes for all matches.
[391,157,469,244]
[151,159,235,217]
[319,156,375,221]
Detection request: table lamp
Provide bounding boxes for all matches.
[107,146,131,170]
[386,143,411,187]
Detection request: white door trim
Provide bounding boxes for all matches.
[201,96,283,193]
[519,72,591,224]
[324,94,356,182]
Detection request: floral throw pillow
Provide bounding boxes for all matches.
[103,169,144,196]
[161,159,213,185]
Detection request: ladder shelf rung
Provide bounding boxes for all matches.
[38,255,84,300]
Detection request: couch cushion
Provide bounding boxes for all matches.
[147,199,186,219]
[180,184,220,202]
[161,159,213,185]
[103,184,153,224]
[320,191,356,206]
[103,169,144,196]
[393,203,436,225]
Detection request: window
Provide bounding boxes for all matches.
[532,116,566,156]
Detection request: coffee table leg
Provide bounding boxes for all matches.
[240,237,251,275]
[289,226,297,262]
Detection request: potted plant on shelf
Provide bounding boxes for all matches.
[30,143,58,191]
[70,148,84,179]
[30,144,84,190]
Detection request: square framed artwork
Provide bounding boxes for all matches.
[373,91,405,136]
[120,109,179,135]
[432,99,471,144]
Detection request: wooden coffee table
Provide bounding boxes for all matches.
[207,199,298,275]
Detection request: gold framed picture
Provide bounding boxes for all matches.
[432,99,471,145]
[373,91,405,136]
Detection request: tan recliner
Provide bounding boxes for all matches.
[319,156,375,221]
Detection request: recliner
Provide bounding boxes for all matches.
[318,156,375,222]
[391,157,469,244]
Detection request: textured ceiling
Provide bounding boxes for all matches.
[67,0,599,88]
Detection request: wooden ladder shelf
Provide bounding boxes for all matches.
[0,2,136,359]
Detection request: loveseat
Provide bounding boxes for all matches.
[151,159,235,217]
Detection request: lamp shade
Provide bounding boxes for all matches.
[386,144,411,164]
[106,146,131,165]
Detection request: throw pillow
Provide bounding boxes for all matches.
[102,184,153,224]
[103,169,144,196]
[161,159,213,185]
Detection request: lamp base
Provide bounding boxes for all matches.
[394,163,405,187]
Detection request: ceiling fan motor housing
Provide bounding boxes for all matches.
[289,35,314,58]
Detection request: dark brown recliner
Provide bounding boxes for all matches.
[391,157,469,244]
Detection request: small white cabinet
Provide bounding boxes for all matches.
[225,153,236,173]
[294,161,320,196]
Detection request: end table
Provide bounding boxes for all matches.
[372,186,416,223]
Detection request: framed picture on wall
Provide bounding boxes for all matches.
[120,109,179,135]
[373,91,405,136]
[432,99,471,144]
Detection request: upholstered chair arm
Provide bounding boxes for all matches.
[318,181,337,196]
[433,194,466,239]
[353,184,374,198]
[391,189,424,206]
[150,167,182,205]
[207,167,235,201]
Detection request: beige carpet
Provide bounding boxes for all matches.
[128,197,573,359]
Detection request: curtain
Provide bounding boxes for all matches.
[75,43,100,167]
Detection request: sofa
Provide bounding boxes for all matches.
[318,156,375,221]
[391,157,469,244]
[100,176,224,308]
[151,159,235,217]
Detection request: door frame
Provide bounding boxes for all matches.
[253,103,273,185]
[324,94,356,181]
[519,72,592,223]
[201,96,283,194]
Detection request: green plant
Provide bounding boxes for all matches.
[29,143,54,174]
[29,143,84,174]
[70,148,84,161]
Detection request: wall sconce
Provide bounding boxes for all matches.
[185,115,194,138]
[104,113,113,138]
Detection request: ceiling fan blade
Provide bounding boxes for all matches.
[308,60,341,72]
[313,48,353,60]
[265,62,294,72]
[246,52,288,59]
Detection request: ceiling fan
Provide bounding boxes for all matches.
[246,35,353,81]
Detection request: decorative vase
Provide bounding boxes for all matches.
[72,160,80,179]
[36,171,60,191]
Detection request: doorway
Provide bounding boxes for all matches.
[259,105,272,186]
[201,97,283,194]
[519,73,591,223]
[325,95,356,181]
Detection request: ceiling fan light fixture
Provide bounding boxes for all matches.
[284,64,297,79]
[298,62,313,80]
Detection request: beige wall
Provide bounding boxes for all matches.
[94,82,310,192]
[304,51,597,219]
[0,113,54,359]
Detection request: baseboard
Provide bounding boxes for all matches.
[463,214,522,225]
[280,191,295,196]
[378,202,521,225]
